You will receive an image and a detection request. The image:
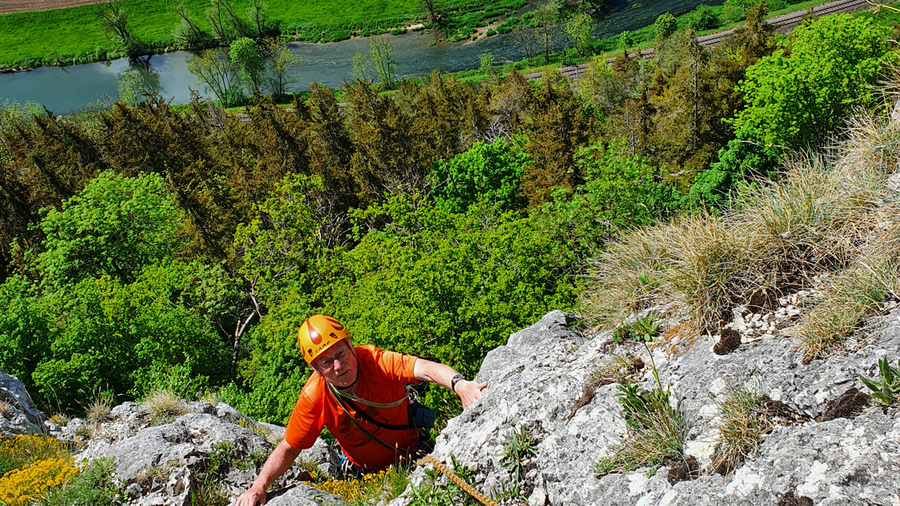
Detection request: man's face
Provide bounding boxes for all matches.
[313,340,358,388]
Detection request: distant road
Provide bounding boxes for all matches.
[0,0,106,15]
[525,0,871,81]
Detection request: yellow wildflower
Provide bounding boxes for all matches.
[0,457,78,506]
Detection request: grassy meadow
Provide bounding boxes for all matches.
[0,0,523,69]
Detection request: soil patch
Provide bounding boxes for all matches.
[815,388,870,422]
[713,328,742,355]
[667,455,700,485]
[0,0,106,15]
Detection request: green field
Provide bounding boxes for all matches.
[0,0,523,69]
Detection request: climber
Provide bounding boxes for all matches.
[235,314,487,506]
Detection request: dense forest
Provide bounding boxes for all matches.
[0,3,895,430]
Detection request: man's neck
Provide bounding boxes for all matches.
[335,365,361,396]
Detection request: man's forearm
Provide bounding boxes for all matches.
[413,358,487,408]
[249,440,302,494]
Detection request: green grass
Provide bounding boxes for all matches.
[0,0,521,69]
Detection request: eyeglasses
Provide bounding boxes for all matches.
[315,346,351,372]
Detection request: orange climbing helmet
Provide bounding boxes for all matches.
[298,315,350,365]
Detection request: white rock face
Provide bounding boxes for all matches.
[0,369,46,436]
[389,308,900,506]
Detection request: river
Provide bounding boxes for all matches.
[0,0,722,115]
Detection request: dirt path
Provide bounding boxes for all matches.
[0,0,107,15]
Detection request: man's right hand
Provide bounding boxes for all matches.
[235,485,267,506]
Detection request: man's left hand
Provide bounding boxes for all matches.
[456,380,487,409]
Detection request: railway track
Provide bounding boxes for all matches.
[525,0,871,81]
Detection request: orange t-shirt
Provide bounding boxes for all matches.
[284,344,420,471]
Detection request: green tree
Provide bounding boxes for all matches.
[234,173,330,304]
[732,14,892,150]
[429,139,530,213]
[654,13,678,41]
[369,36,398,89]
[350,52,372,82]
[230,37,266,95]
[533,1,560,64]
[565,12,594,57]
[0,276,52,395]
[687,4,720,31]
[187,48,242,105]
[323,193,580,417]
[264,37,301,100]
[35,171,182,288]
[92,0,144,58]
[218,287,312,424]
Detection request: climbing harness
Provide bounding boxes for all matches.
[330,380,411,408]
[325,383,495,506]
[415,455,500,506]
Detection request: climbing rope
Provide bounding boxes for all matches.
[415,455,500,506]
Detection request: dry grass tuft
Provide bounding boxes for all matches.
[796,216,900,360]
[48,413,70,427]
[594,399,690,476]
[580,104,900,357]
[589,354,641,387]
[85,395,112,425]
[580,225,674,330]
[0,400,15,418]
[141,390,188,425]
[710,381,774,475]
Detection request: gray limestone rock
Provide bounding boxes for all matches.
[390,308,900,506]
[265,485,349,506]
[0,369,46,436]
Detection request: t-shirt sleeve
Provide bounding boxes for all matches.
[283,377,325,450]
[367,345,419,384]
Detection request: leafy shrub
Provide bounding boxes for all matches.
[35,171,182,288]
[654,13,678,40]
[732,14,891,150]
[686,4,721,31]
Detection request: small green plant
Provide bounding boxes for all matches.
[860,357,900,405]
[615,380,671,430]
[594,392,687,477]
[596,336,688,477]
[207,441,238,478]
[613,313,660,344]
[42,457,126,506]
[500,425,535,484]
